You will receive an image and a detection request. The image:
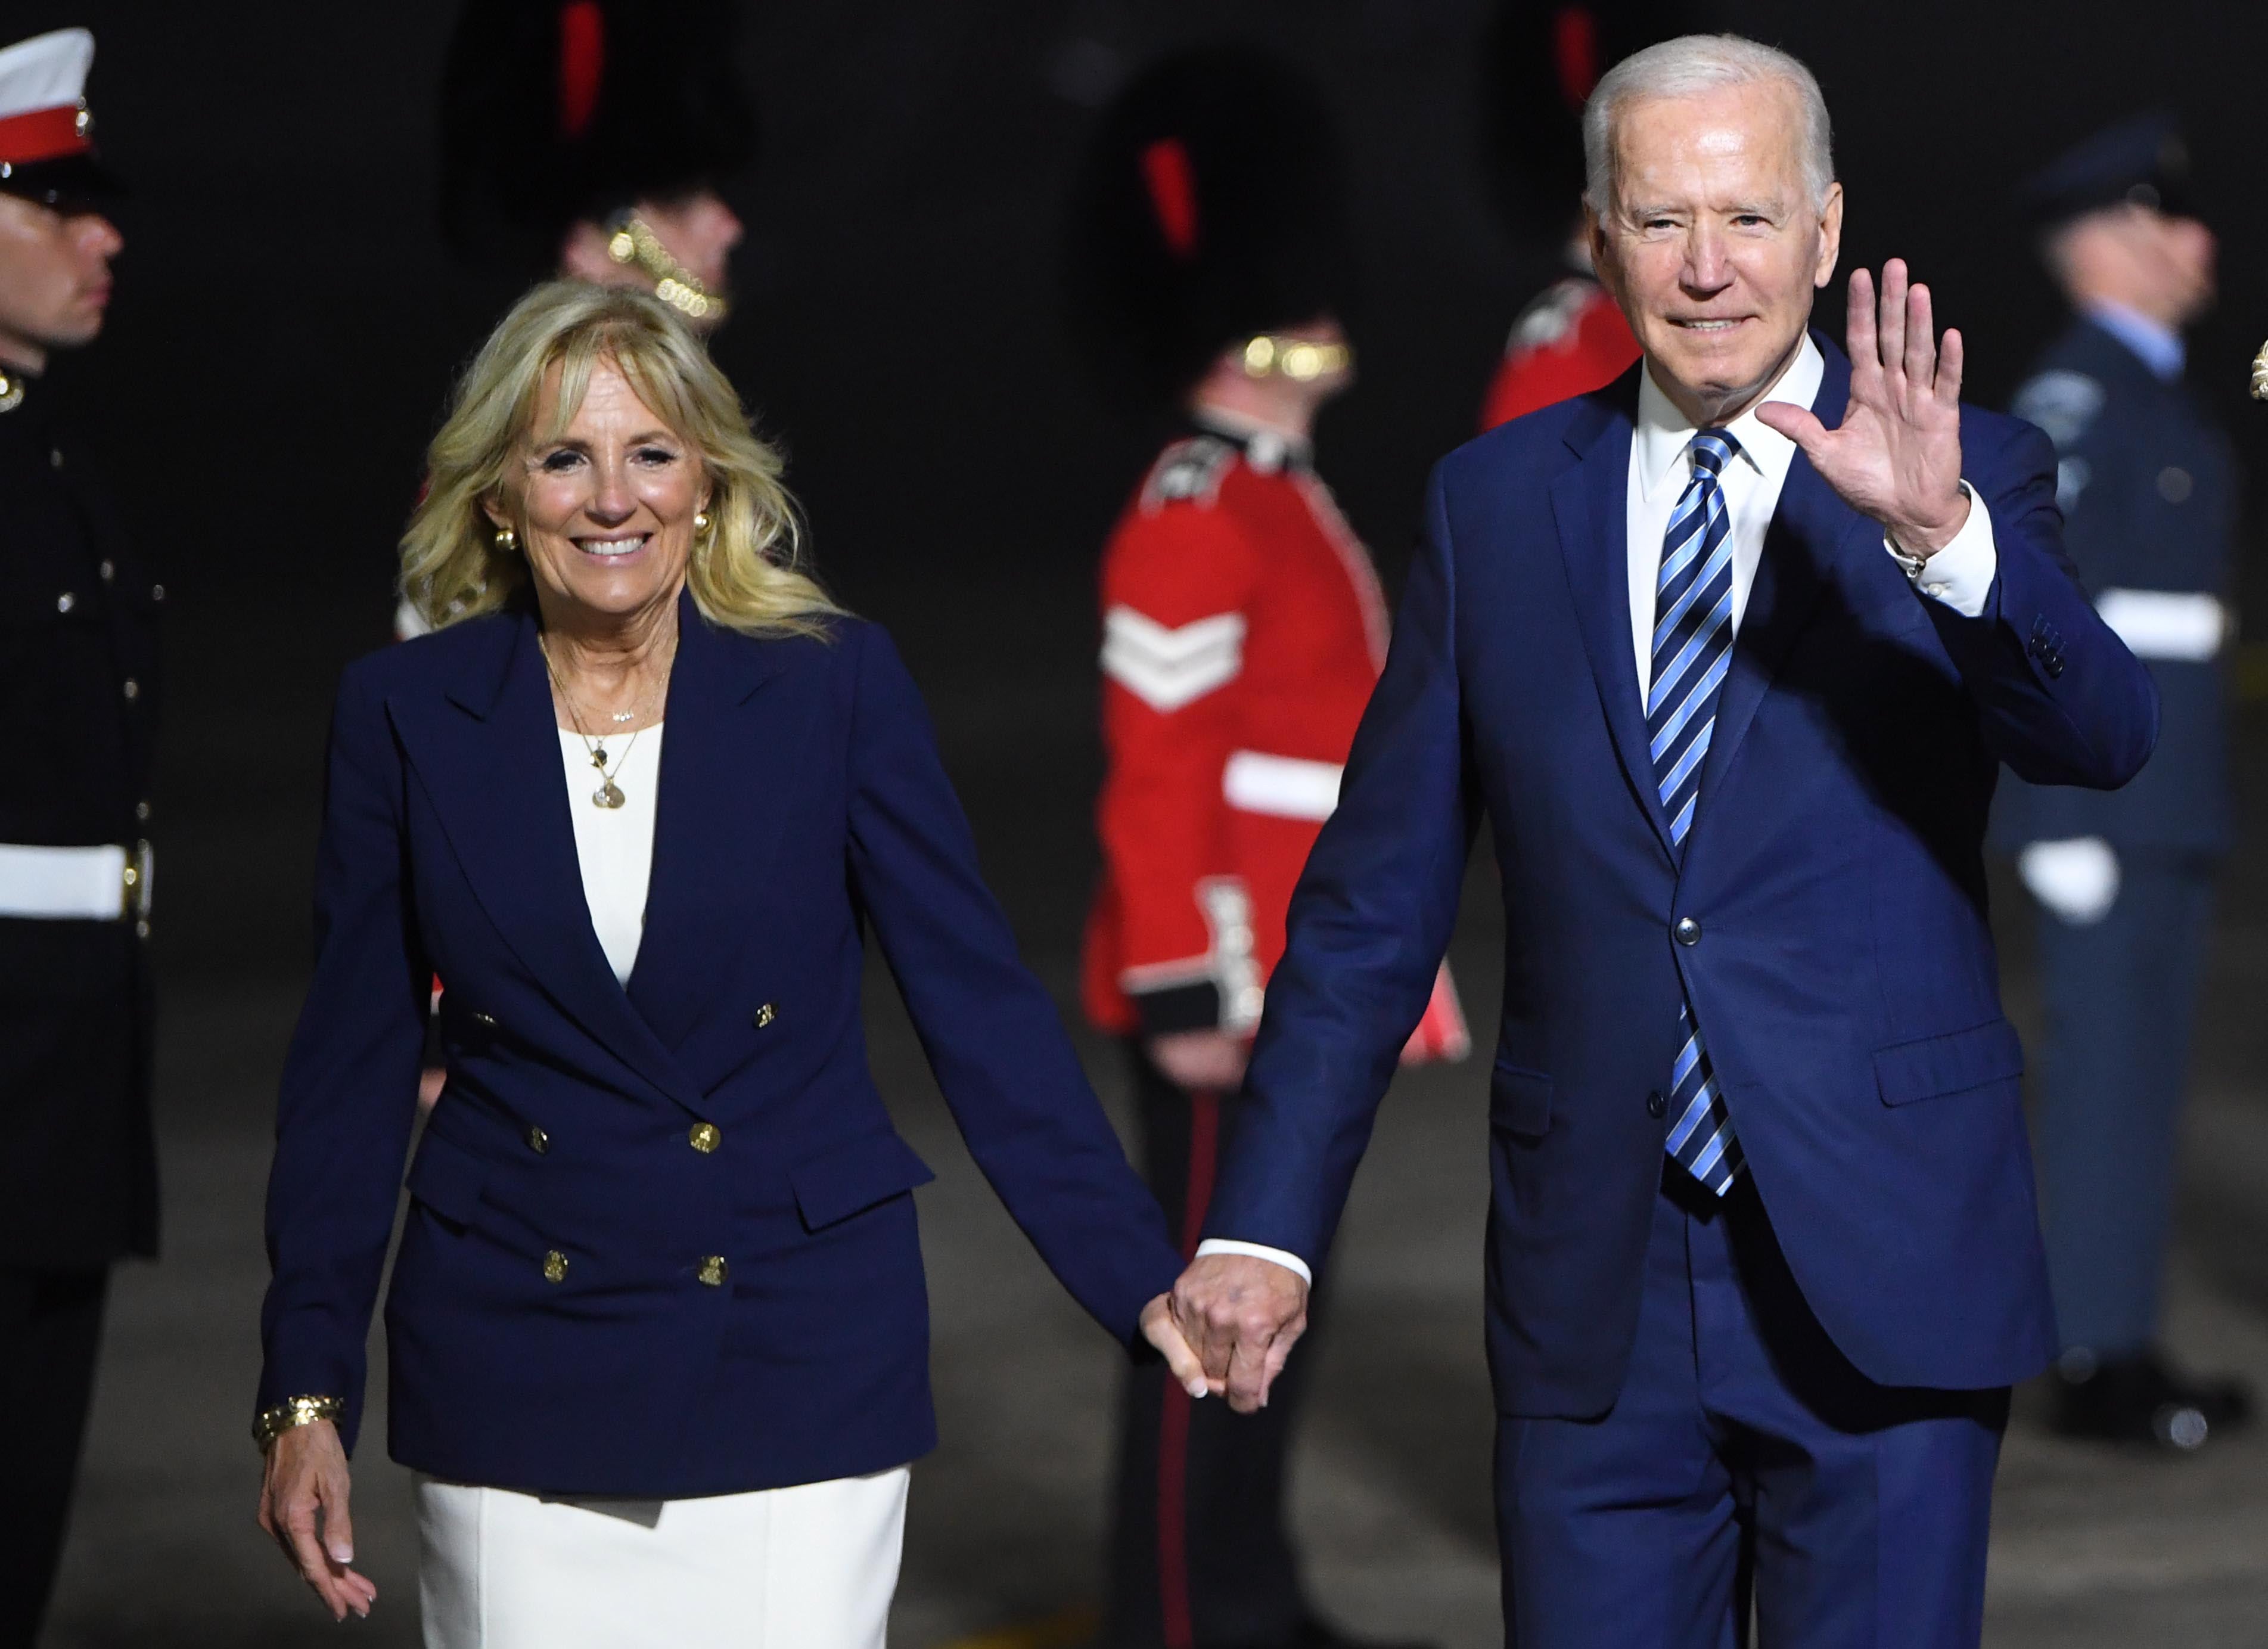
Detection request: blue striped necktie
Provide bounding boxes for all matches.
[1650,429,1743,1196]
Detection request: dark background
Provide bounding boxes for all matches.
[14,0,2268,993]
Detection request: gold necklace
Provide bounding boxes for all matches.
[540,638,670,809]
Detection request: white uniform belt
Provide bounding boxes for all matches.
[2095,588,2227,662]
[1222,751,1343,821]
[0,841,151,921]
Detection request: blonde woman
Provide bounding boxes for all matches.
[253,283,1206,1645]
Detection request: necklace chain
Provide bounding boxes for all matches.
[539,633,673,809]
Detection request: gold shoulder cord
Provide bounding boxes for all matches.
[2250,339,2268,401]
[606,213,725,325]
[252,1393,345,1452]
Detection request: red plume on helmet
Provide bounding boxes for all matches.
[1062,44,1353,408]
[440,0,756,273]
[1476,0,1710,232]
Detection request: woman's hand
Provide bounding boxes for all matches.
[257,1420,377,1621]
[1142,1291,1220,1399]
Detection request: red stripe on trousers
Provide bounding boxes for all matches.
[1157,1088,1220,1649]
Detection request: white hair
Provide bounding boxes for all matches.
[1582,34,1835,216]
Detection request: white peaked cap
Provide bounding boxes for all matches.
[0,28,92,123]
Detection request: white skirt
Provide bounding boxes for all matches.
[415,1468,908,1648]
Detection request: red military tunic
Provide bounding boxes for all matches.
[1479,273,1640,431]
[1083,418,1465,1059]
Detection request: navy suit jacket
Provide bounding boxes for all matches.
[258,593,1182,1496]
[1205,337,2159,1413]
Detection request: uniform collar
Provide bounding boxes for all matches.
[1189,406,1312,475]
[1633,332,1823,504]
[2084,299,2184,382]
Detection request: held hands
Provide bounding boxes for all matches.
[1167,1253,1310,1414]
[1756,260,1970,556]
[257,1419,376,1621]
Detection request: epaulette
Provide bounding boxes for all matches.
[1505,277,1593,357]
[1139,434,1238,514]
[2012,370,2104,450]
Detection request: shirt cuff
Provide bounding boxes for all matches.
[1886,483,1995,619]
[1192,1238,1313,1287]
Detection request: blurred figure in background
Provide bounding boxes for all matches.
[0,26,151,1647]
[2002,114,2251,1451]
[1065,45,1465,1649]
[1472,0,1697,431]
[407,0,755,642]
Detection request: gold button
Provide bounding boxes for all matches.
[122,678,139,700]
[753,1002,776,1029]
[543,1250,568,1283]
[526,1125,548,1154]
[696,1255,728,1287]
[689,1122,721,1154]
[56,591,74,613]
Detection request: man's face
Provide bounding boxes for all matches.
[0,192,121,369]
[636,190,743,297]
[2073,204,2217,330]
[1590,80,1842,423]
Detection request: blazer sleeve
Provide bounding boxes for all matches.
[256,662,430,1453]
[843,622,1184,1347]
[1922,415,2159,789]
[1203,464,1481,1269]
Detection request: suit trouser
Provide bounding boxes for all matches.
[1104,1049,1314,1649]
[0,1266,108,1649]
[1495,1171,2006,1649]
[2031,854,2216,1356]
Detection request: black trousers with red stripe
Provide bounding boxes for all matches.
[1103,1048,1318,1649]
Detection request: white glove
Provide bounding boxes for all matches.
[2018,837,2121,926]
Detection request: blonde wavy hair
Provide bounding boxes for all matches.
[400,281,841,639]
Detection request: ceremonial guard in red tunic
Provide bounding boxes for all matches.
[0,30,150,1644]
[1473,1,1696,431]
[1066,46,1461,1649]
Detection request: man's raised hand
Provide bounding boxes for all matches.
[1170,1251,1309,1414]
[1756,259,1970,555]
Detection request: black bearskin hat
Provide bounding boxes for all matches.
[1063,44,1353,407]
[1477,0,1702,232]
[439,0,757,273]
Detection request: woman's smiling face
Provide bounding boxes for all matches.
[491,356,709,630]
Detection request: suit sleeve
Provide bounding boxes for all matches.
[1920,416,2158,789]
[845,623,1183,1347]
[257,663,430,1453]
[1203,465,1480,1269]
[1095,501,1260,1034]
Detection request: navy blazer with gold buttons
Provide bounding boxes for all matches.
[257,591,1183,1497]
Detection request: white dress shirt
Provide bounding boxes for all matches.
[558,723,663,985]
[1198,337,2003,1291]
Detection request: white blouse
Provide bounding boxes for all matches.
[558,723,663,985]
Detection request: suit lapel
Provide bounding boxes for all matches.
[1551,372,1677,865]
[1690,336,1875,821]
[391,604,698,1107]
[623,593,816,1052]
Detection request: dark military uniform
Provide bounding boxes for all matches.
[0,369,161,1640]
[2001,313,2232,1364]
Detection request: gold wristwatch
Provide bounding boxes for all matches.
[252,1394,345,1452]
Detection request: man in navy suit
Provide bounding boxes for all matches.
[1166,34,2157,1648]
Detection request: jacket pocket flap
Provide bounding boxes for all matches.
[404,1128,497,1226]
[1874,1019,2024,1107]
[790,1131,937,1232]
[1489,1057,1554,1137]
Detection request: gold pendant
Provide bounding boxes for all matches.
[593,780,626,809]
